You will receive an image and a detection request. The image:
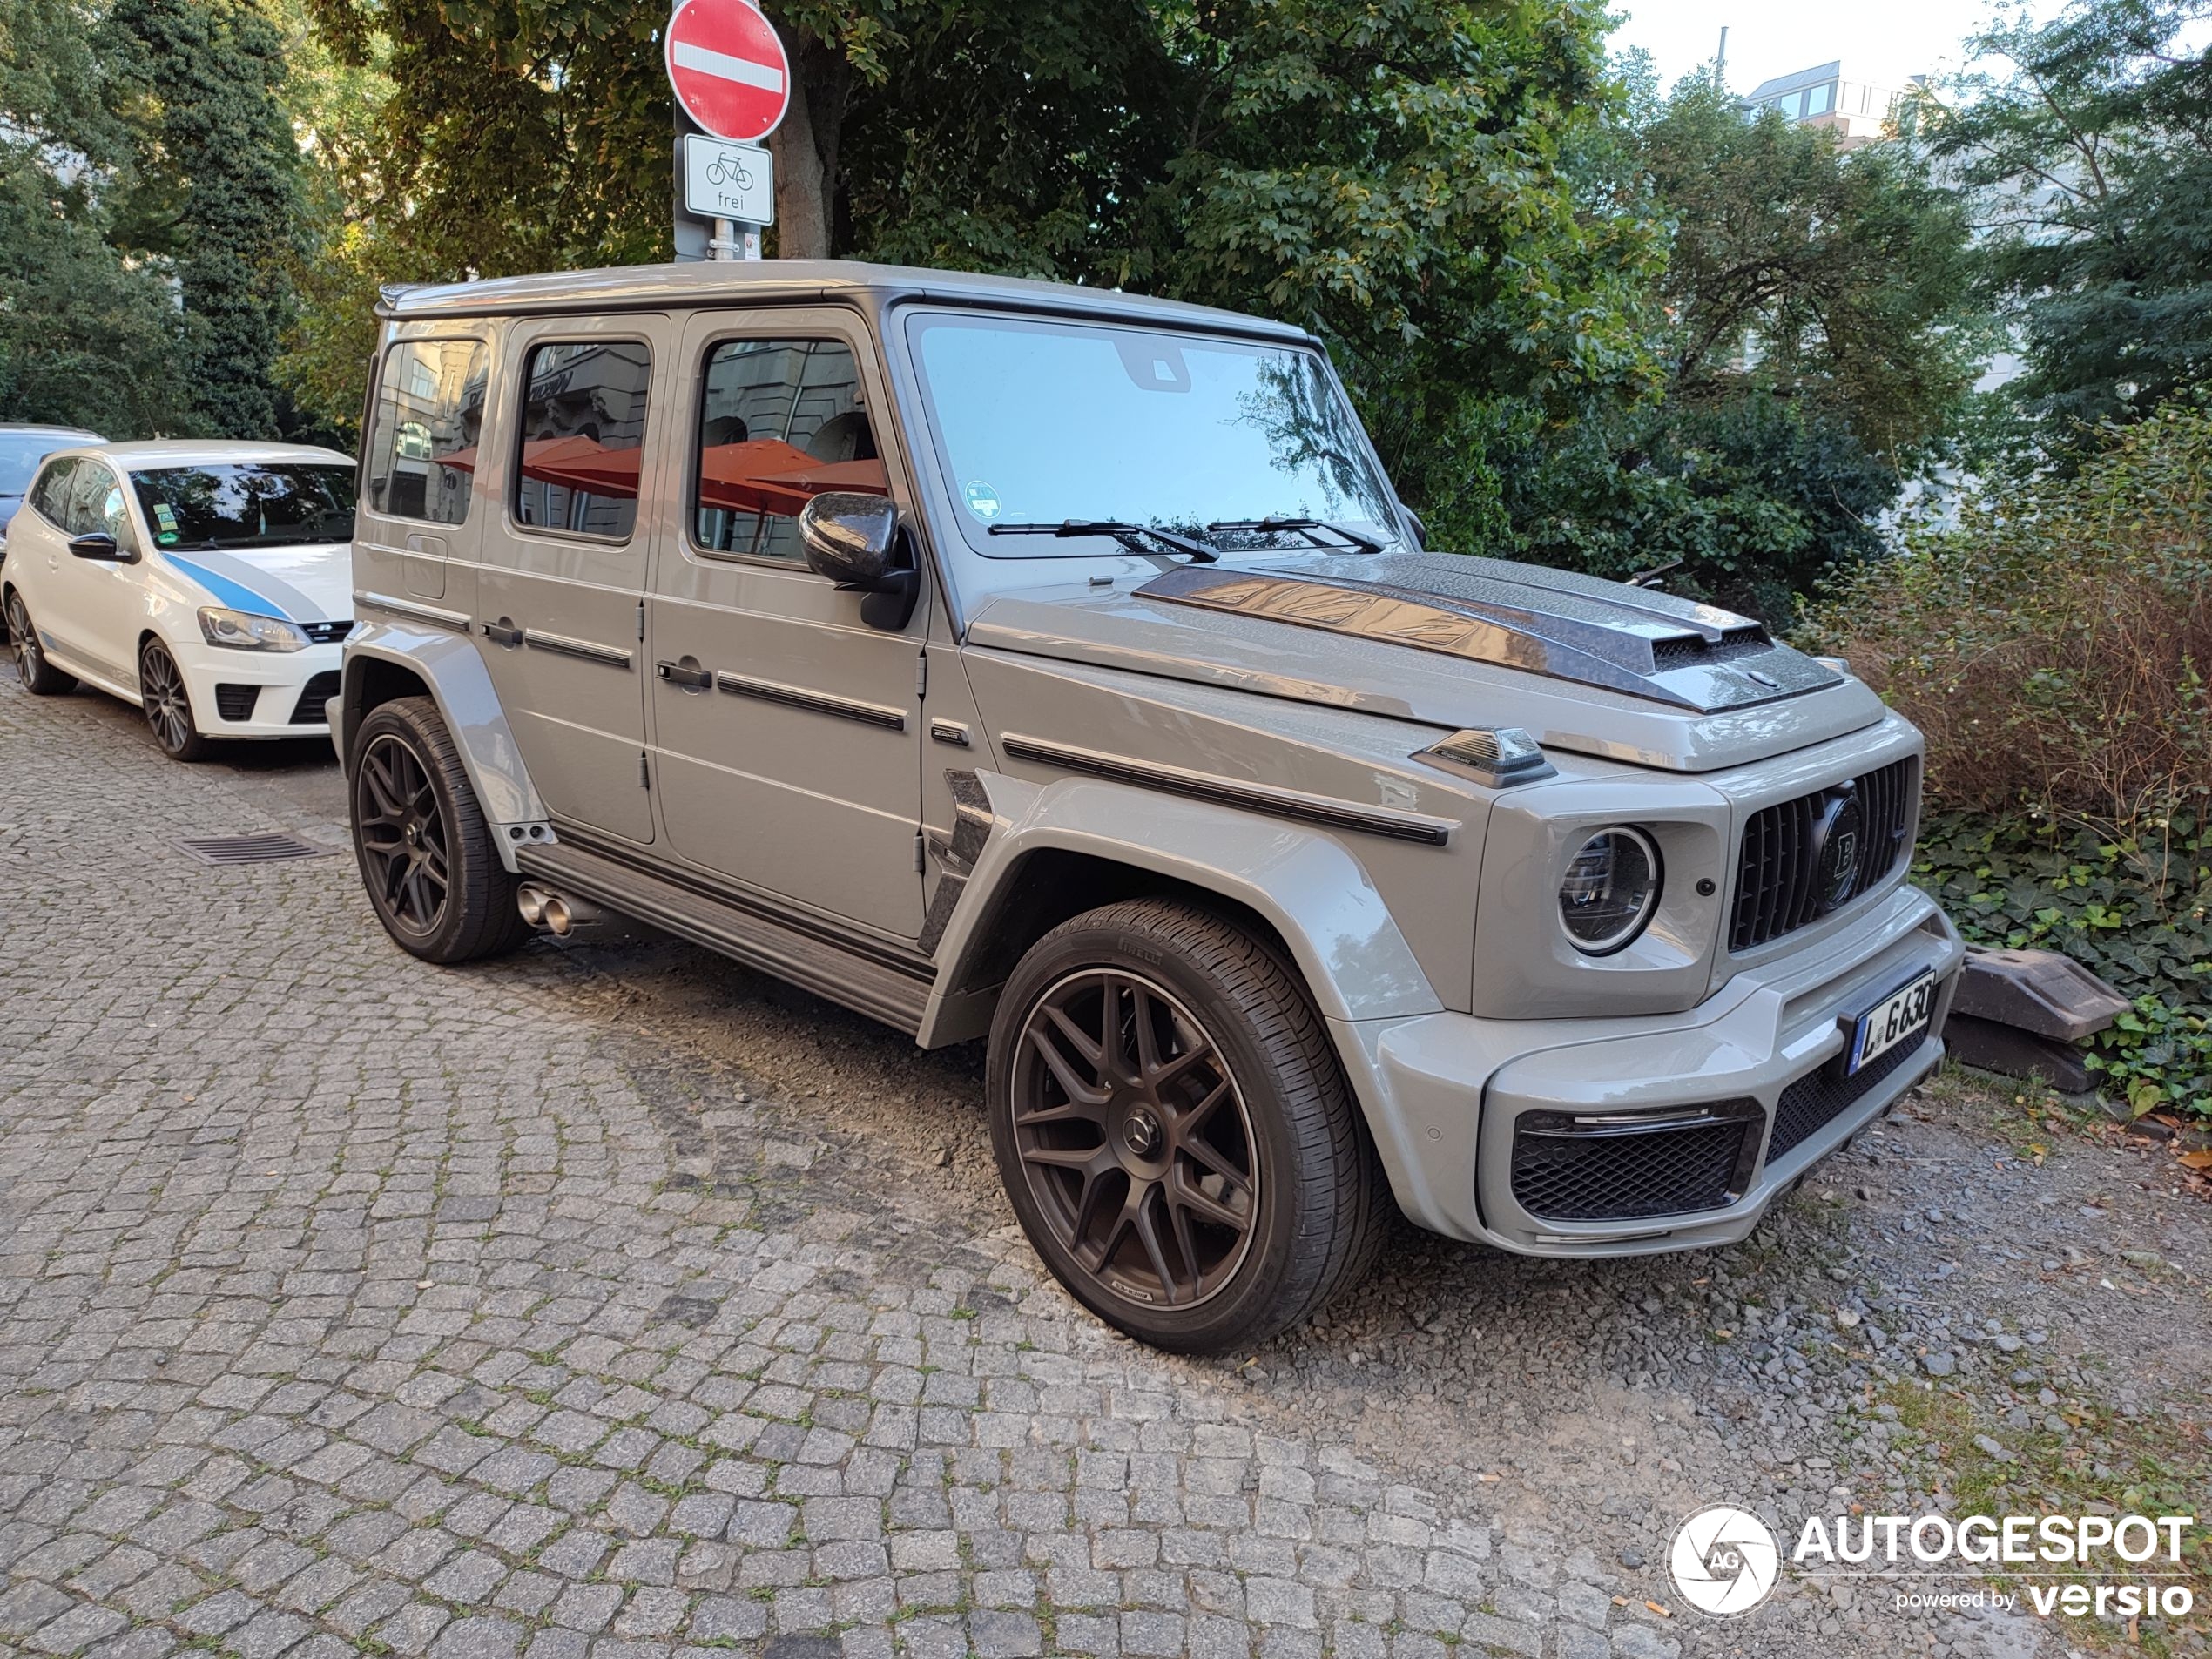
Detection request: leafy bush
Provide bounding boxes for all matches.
[1915,813,2212,1119]
[1803,406,2212,828]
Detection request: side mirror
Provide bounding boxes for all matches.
[799,492,919,630]
[68,531,130,563]
[799,492,898,586]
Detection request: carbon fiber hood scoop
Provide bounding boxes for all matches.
[1134,555,1840,713]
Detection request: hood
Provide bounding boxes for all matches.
[157,542,354,624]
[967,552,1889,773]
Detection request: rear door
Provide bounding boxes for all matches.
[475,315,671,846]
[644,307,927,936]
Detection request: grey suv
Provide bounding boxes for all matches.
[337,260,1963,1352]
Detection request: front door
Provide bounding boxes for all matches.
[41,458,142,690]
[645,308,927,937]
[475,314,672,845]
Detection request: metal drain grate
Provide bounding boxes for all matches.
[177,833,333,866]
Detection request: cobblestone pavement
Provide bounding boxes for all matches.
[1,664,2194,1659]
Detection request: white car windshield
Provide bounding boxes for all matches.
[131,463,357,550]
[907,314,1399,556]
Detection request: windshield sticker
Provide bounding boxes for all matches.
[152,502,178,533]
[962,480,1001,523]
[157,531,180,546]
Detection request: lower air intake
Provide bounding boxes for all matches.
[1509,1102,1761,1223]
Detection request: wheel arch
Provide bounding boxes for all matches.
[340,624,547,864]
[917,772,1443,1049]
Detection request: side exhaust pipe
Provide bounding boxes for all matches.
[517,885,604,936]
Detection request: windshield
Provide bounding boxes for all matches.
[131,463,357,550]
[907,314,1399,556]
[0,434,91,497]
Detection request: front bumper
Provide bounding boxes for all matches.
[1335,883,1965,1253]
[173,636,344,738]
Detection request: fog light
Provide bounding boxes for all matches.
[1559,826,1661,954]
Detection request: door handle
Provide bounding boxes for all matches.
[482,617,523,648]
[656,659,712,691]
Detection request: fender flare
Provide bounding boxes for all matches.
[341,618,548,867]
[919,770,1443,1037]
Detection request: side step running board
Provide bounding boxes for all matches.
[515,842,934,1035]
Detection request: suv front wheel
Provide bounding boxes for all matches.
[349,696,529,964]
[986,898,1387,1352]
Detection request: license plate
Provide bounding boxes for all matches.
[1843,968,1936,1075]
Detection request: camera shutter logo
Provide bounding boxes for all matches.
[1670,1506,1780,1615]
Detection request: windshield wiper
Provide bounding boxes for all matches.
[987,519,1218,563]
[1204,516,1386,554]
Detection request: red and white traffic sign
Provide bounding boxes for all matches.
[665,0,790,145]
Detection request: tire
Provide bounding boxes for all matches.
[138,637,211,761]
[986,898,1388,1353]
[5,588,78,696]
[349,695,529,964]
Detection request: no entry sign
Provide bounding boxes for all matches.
[665,0,791,145]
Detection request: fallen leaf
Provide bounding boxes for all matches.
[2179,1150,2212,1170]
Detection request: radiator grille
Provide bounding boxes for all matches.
[1510,1105,1757,1223]
[301,621,353,644]
[1730,757,1916,952]
[1768,1029,1932,1163]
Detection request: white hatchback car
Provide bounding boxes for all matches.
[3,441,356,759]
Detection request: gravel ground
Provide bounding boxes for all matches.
[2,658,2207,1659]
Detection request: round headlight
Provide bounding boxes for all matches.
[1558,826,1662,955]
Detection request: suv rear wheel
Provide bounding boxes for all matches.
[350,696,529,963]
[986,898,1387,1352]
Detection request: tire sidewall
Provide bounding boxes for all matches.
[350,702,476,961]
[987,913,1318,1353]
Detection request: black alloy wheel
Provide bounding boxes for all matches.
[6,590,77,695]
[987,898,1388,1352]
[356,731,450,938]
[347,696,529,964]
[138,638,209,760]
[1008,968,1260,1310]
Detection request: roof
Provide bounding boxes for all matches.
[70,440,355,469]
[380,259,1313,344]
[0,425,105,441]
[1744,60,1905,102]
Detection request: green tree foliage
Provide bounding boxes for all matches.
[1498,71,1985,619]
[0,0,196,434]
[108,0,303,437]
[1928,0,2212,442]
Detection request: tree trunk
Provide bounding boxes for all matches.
[766,26,848,260]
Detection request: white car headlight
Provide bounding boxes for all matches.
[199,606,308,652]
[1558,826,1662,955]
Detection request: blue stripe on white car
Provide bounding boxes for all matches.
[162,549,327,623]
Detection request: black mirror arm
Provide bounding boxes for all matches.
[858,528,921,631]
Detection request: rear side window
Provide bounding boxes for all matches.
[30,458,80,525]
[691,338,886,563]
[513,340,651,540]
[365,338,489,524]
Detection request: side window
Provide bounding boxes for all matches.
[30,459,78,527]
[364,338,489,524]
[514,339,651,540]
[66,463,117,538]
[692,337,887,563]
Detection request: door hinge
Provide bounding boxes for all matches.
[639,750,651,789]
[915,653,927,699]
[637,599,646,641]
[914,830,926,873]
